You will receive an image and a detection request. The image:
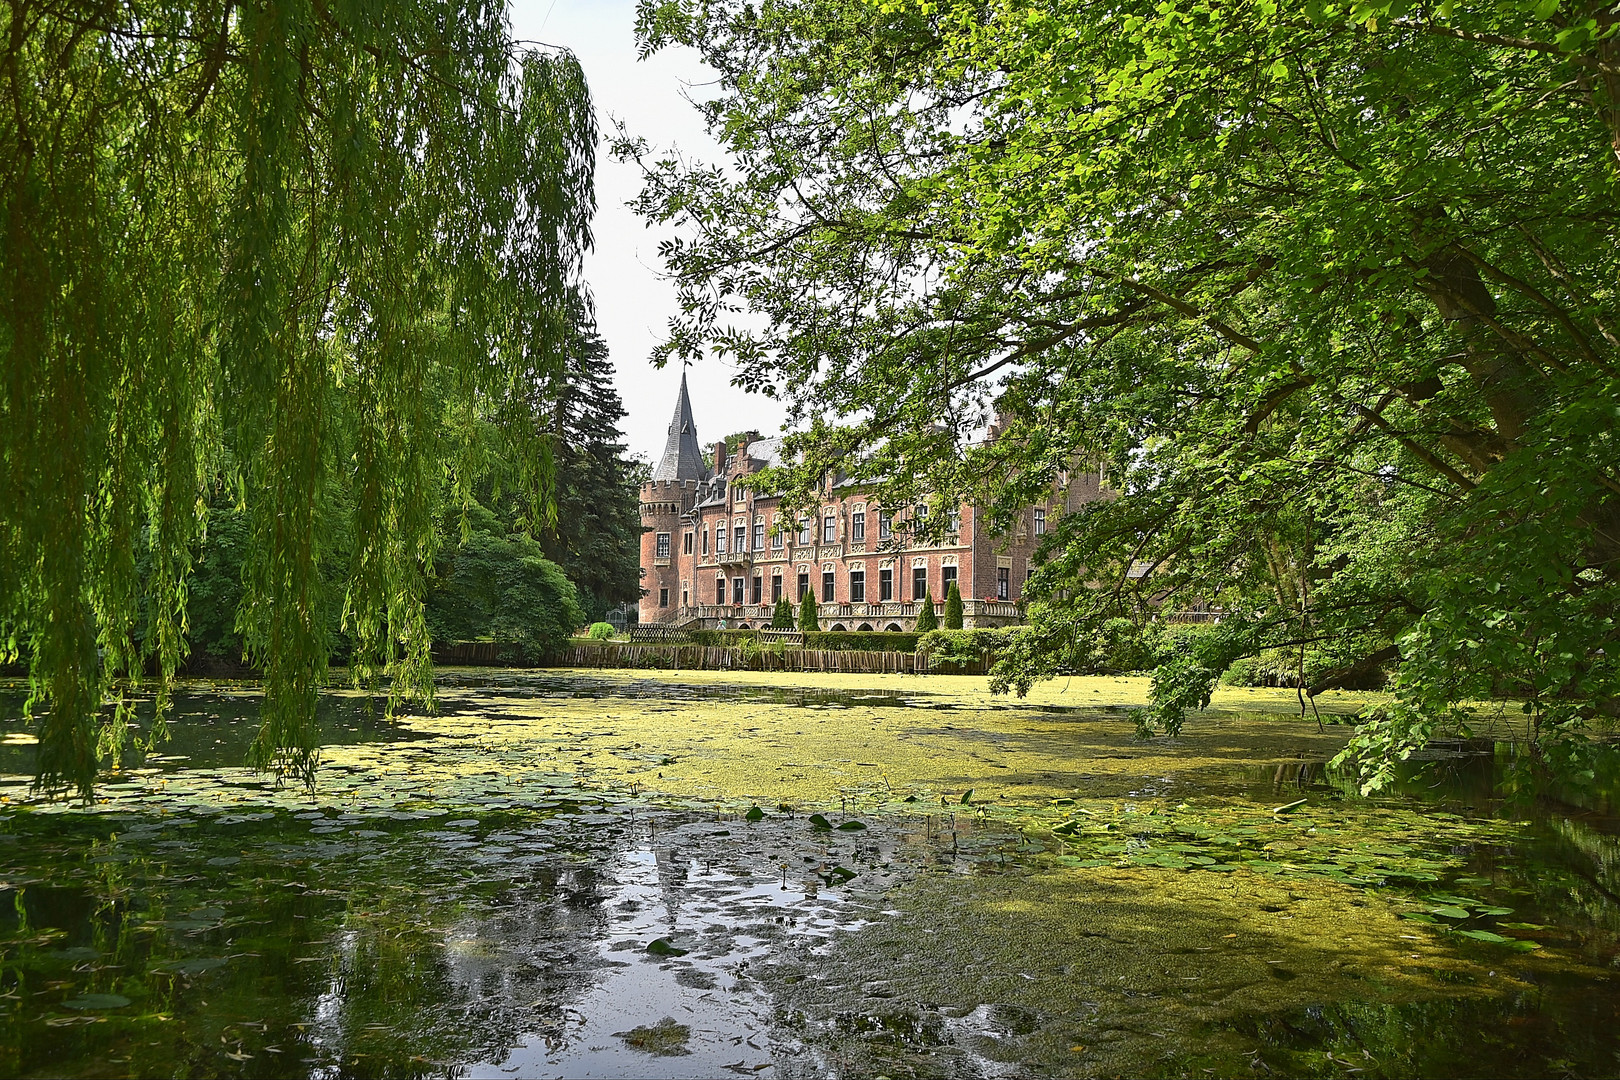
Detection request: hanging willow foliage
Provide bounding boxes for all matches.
[0,2,595,798]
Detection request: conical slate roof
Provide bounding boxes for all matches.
[652,371,709,482]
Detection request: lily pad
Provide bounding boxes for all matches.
[836,820,866,831]
[62,994,131,1010]
[646,938,688,957]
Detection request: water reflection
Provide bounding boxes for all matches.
[1,673,1619,1078]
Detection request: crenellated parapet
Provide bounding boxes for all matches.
[639,477,701,520]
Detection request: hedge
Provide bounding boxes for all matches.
[685,628,921,652]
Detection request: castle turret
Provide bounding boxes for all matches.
[640,373,710,624]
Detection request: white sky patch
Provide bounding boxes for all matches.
[508,0,790,462]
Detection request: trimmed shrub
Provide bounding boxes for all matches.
[915,591,938,632]
[804,631,920,652]
[798,590,820,632]
[586,622,616,640]
[943,582,964,629]
[771,597,795,628]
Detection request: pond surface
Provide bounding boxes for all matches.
[0,670,1615,1078]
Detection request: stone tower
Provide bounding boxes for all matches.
[639,372,709,625]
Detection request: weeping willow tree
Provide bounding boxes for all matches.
[0,2,595,798]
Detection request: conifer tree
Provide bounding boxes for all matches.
[944,582,964,630]
[798,590,819,633]
[772,596,795,629]
[539,299,644,623]
[915,591,938,633]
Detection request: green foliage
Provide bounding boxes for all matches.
[538,311,646,624]
[629,0,1620,789]
[426,500,584,657]
[943,582,964,630]
[1,4,596,796]
[917,628,1018,664]
[586,622,617,641]
[772,597,796,628]
[798,590,820,632]
[804,631,920,652]
[914,592,938,633]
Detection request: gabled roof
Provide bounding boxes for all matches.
[651,371,710,482]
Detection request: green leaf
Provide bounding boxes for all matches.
[63,994,131,1010]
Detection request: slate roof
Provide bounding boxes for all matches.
[651,372,710,482]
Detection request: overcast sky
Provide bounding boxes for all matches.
[507,0,788,465]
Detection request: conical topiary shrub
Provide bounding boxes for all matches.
[915,589,938,632]
[772,596,795,629]
[798,590,820,632]
[944,581,964,629]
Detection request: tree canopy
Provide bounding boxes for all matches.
[628,0,1620,788]
[1,2,596,796]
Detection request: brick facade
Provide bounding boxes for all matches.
[638,382,1103,630]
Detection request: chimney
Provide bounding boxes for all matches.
[714,441,728,474]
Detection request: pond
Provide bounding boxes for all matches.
[0,669,1615,1078]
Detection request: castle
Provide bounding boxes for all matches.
[638,374,1104,630]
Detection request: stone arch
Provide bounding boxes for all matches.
[884,622,903,632]
[857,623,874,632]
[738,622,751,629]
[831,623,847,632]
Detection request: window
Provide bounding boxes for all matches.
[772,574,783,602]
[851,510,865,542]
[753,522,764,551]
[822,571,836,603]
[797,520,811,545]
[822,514,836,543]
[655,533,670,559]
[879,568,893,601]
[942,565,958,595]
[735,483,746,503]
[717,527,728,554]
[771,524,784,549]
[915,503,928,521]
[682,585,689,606]
[850,571,865,603]
[1033,508,1046,536]
[733,577,745,604]
[947,508,960,533]
[716,576,726,604]
[997,566,1010,600]
[683,531,694,554]
[749,575,760,603]
[734,525,746,553]
[1027,568,1036,582]
[912,566,927,601]
[879,511,893,540]
[797,572,810,601]
[702,528,709,555]
[659,587,669,607]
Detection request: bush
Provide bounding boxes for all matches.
[943,582,964,629]
[772,597,795,628]
[798,590,819,632]
[586,622,616,640]
[804,631,920,652]
[918,627,1020,663]
[914,590,938,632]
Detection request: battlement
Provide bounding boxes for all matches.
[639,478,699,496]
